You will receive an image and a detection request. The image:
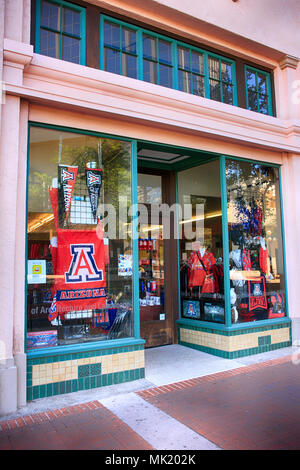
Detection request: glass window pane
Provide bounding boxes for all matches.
[259,94,269,114]
[138,174,162,204]
[122,53,137,79]
[209,79,221,101]
[104,21,120,48]
[143,35,157,60]
[27,127,133,349]
[158,39,172,65]
[191,51,204,75]
[246,69,256,91]
[257,73,267,95]
[41,0,60,30]
[178,47,190,70]
[143,59,157,84]
[159,64,172,88]
[248,90,258,112]
[104,48,120,74]
[226,160,286,324]
[63,7,81,36]
[178,70,191,93]
[62,36,80,64]
[40,29,60,58]
[221,62,232,83]
[177,161,224,324]
[222,83,233,105]
[122,28,136,53]
[208,57,220,80]
[137,174,164,325]
[193,75,205,97]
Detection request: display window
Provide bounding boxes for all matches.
[26,125,133,350]
[226,159,286,323]
[26,127,287,351]
[177,160,225,324]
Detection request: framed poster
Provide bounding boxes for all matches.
[182,300,201,319]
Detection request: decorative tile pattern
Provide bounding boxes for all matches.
[179,322,291,359]
[27,344,145,401]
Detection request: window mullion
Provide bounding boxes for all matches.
[173,42,178,90]
[219,59,223,103]
[120,25,123,75]
[189,49,193,95]
[203,52,209,99]
[156,38,159,85]
[137,30,143,80]
[59,5,63,60]
[256,71,261,113]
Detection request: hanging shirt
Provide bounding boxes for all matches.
[259,246,269,275]
[242,249,251,271]
[188,250,216,288]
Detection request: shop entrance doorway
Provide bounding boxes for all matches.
[137,168,179,348]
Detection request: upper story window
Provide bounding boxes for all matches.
[177,45,205,96]
[35,0,86,65]
[142,34,173,88]
[103,20,138,78]
[33,4,275,116]
[245,66,273,115]
[100,15,237,105]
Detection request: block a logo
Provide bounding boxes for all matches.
[87,172,101,185]
[62,169,75,181]
[65,244,103,283]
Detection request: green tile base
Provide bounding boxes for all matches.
[26,342,145,401]
[26,368,145,401]
[179,339,291,359]
[178,320,292,359]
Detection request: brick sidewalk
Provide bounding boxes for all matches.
[0,401,153,450]
[137,354,300,450]
[0,354,299,450]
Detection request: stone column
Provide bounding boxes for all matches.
[281,153,300,343]
[0,0,32,415]
[0,94,20,415]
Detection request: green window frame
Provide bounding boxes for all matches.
[35,0,86,65]
[245,65,273,116]
[142,31,174,88]
[100,15,238,105]
[101,18,138,79]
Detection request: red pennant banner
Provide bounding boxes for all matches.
[59,165,78,222]
[53,229,107,314]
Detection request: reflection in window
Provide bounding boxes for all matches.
[178,161,225,324]
[143,34,173,88]
[208,56,234,105]
[226,160,285,323]
[27,126,133,350]
[37,0,85,64]
[177,46,205,97]
[103,20,137,78]
[245,66,272,115]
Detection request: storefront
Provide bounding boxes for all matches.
[25,122,291,400]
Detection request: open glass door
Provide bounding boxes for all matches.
[137,171,175,347]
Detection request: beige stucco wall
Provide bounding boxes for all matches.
[153,0,300,58]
